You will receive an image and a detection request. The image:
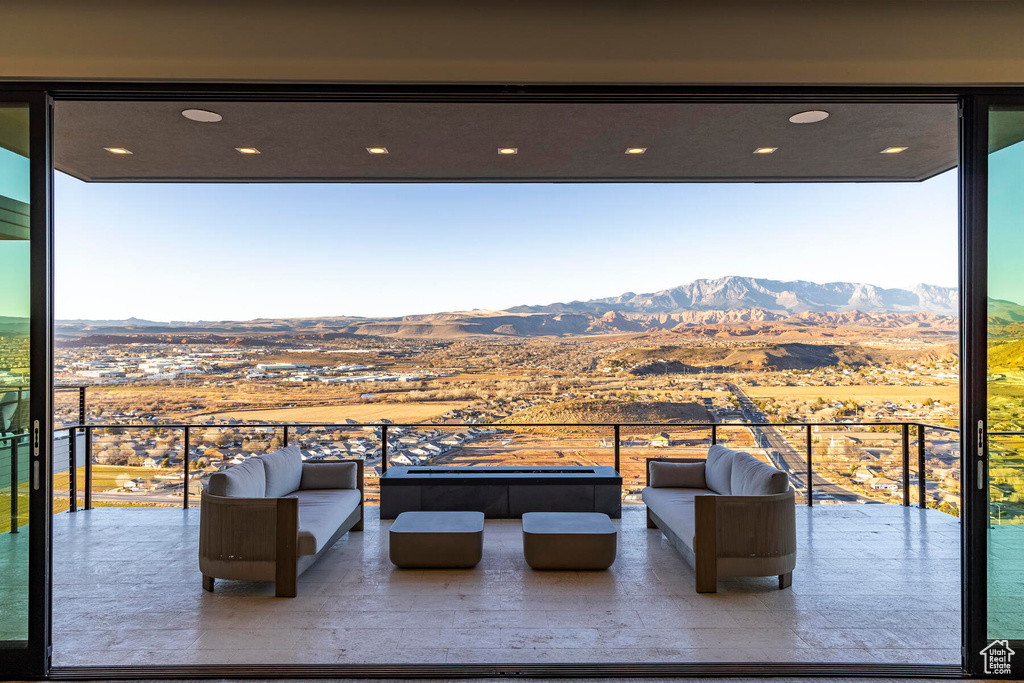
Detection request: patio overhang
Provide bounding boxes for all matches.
[54,100,957,183]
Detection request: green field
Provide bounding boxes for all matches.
[0,488,29,534]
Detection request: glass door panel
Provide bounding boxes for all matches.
[0,102,31,644]
[987,107,1024,671]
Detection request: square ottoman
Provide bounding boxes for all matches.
[389,510,485,568]
[522,512,617,570]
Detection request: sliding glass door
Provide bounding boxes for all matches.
[962,97,1024,677]
[983,104,1024,676]
[0,91,52,678]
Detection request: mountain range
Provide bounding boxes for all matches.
[510,276,959,316]
[54,276,977,340]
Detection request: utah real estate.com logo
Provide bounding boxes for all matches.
[981,640,1015,675]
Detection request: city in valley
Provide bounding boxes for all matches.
[43,276,972,519]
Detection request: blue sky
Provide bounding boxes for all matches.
[989,133,1024,306]
[53,170,959,321]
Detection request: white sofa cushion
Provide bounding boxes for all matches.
[300,461,357,490]
[642,487,711,550]
[294,489,362,556]
[649,461,706,489]
[731,451,789,495]
[705,445,735,495]
[207,457,266,498]
[262,446,304,498]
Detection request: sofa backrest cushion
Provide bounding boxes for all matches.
[207,456,266,498]
[705,445,735,495]
[301,461,358,490]
[649,460,706,489]
[261,446,304,498]
[731,451,790,496]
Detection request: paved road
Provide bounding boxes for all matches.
[728,384,875,504]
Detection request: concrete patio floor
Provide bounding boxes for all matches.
[49,503,961,667]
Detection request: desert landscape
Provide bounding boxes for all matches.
[23,275,980,525]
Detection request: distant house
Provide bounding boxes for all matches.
[390,453,414,466]
[650,434,670,448]
[853,467,875,481]
[868,477,899,491]
[991,483,1015,500]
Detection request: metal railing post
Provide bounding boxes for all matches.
[283,425,289,448]
[711,424,717,446]
[381,424,388,473]
[917,424,926,509]
[79,386,86,426]
[68,428,77,513]
[84,426,93,510]
[183,426,190,509]
[10,436,18,533]
[806,424,813,506]
[901,423,911,507]
[613,425,620,472]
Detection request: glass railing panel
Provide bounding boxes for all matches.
[809,423,909,505]
[0,433,29,533]
[53,387,80,429]
[618,425,712,501]
[289,424,379,503]
[52,430,71,514]
[398,424,609,466]
[922,425,961,516]
[86,425,185,508]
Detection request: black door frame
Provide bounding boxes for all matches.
[961,94,1024,678]
[0,80,1017,678]
[0,88,54,680]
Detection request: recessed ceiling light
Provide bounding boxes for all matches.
[104,147,132,155]
[235,147,260,154]
[789,110,830,124]
[753,147,777,154]
[497,147,518,155]
[181,109,223,123]
[366,147,389,154]
[625,147,647,155]
[881,146,908,154]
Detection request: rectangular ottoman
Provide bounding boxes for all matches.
[389,510,484,568]
[522,512,617,570]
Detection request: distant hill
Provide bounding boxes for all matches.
[618,342,960,373]
[510,276,958,316]
[57,317,168,327]
[0,316,28,335]
[989,339,1024,371]
[989,298,1024,324]
[56,276,969,340]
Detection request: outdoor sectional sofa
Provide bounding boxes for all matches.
[642,445,796,593]
[199,446,363,597]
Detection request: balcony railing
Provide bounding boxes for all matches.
[0,385,962,532]
[38,418,960,513]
